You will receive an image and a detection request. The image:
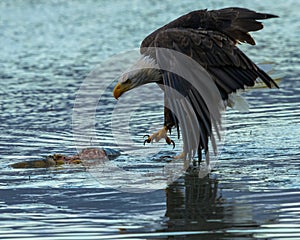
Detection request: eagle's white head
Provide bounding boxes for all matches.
[113,55,161,99]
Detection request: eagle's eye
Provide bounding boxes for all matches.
[124,79,132,84]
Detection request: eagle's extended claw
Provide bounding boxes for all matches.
[166,137,175,149]
[143,135,151,145]
[143,127,175,149]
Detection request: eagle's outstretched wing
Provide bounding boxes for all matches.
[153,28,278,98]
[141,7,278,48]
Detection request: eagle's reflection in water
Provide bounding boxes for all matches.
[162,169,227,238]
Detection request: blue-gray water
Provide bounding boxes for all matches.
[1,0,300,239]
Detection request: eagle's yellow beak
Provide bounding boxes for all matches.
[113,82,130,100]
[113,83,122,100]
[113,79,133,99]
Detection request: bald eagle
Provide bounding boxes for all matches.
[113,7,279,164]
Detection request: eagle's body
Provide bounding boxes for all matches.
[113,7,278,164]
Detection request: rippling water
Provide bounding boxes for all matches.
[1,0,300,239]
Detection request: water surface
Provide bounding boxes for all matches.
[0,0,300,239]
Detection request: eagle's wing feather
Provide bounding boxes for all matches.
[141,7,278,50]
[162,71,213,160]
[154,28,278,99]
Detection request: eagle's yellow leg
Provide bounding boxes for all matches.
[144,126,175,149]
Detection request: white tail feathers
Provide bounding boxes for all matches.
[254,62,282,89]
[226,62,281,113]
[227,93,249,112]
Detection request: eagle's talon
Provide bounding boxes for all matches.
[143,135,152,145]
[170,140,175,149]
[143,138,151,145]
[165,137,175,149]
[143,134,150,139]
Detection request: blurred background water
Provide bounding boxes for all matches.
[0,0,300,239]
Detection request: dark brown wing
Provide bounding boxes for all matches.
[151,28,278,161]
[154,28,278,100]
[141,7,278,50]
